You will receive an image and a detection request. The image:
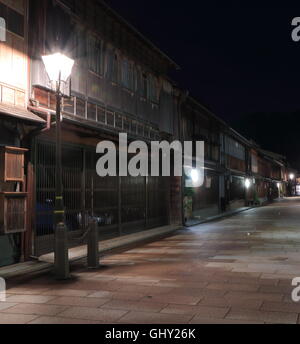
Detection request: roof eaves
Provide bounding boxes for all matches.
[99,0,180,70]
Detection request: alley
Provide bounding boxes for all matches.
[1,198,300,324]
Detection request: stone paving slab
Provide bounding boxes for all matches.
[1,198,300,324]
[57,306,128,322]
[0,225,181,280]
[2,303,68,316]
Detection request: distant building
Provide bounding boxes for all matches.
[180,96,297,226]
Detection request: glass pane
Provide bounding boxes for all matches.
[97,106,106,123]
[131,121,137,134]
[137,124,144,136]
[115,113,123,129]
[63,97,75,115]
[144,126,149,138]
[76,98,86,117]
[7,7,24,37]
[87,103,96,121]
[106,111,114,126]
[123,118,130,132]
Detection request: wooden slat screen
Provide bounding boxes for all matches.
[0,146,27,182]
[0,193,27,234]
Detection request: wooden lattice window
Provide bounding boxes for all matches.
[115,113,123,129]
[0,146,28,182]
[76,97,86,118]
[87,102,97,121]
[63,96,75,115]
[0,192,27,234]
[97,106,106,123]
[106,111,115,126]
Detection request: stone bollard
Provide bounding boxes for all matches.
[87,219,100,269]
[54,222,70,280]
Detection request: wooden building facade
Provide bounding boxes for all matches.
[27,0,182,256]
[0,0,45,266]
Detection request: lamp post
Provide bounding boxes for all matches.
[42,53,74,279]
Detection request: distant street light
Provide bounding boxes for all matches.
[42,53,74,279]
[245,179,251,189]
[289,173,296,196]
[277,182,281,199]
[191,169,200,184]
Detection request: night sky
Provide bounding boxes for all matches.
[106,1,300,169]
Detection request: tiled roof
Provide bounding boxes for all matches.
[0,103,45,124]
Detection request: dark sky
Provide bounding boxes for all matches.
[105,1,300,167]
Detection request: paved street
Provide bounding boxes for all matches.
[2,198,300,324]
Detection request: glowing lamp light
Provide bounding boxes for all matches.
[277,183,280,189]
[245,178,251,189]
[289,173,295,180]
[191,169,200,184]
[42,53,74,84]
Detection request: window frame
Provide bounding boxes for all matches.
[87,34,103,75]
[0,3,24,38]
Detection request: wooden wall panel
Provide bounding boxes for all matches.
[0,0,25,14]
[0,33,27,96]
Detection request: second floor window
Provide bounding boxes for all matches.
[136,70,148,99]
[73,25,86,60]
[122,58,134,90]
[0,3,24,38]
[225,137,245,161]
[141,73,148,99]
[87,35,103,75]
[149,74,159,103]
[106,51,118,83]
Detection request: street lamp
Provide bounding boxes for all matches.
[289,173,295,196]
[42,53,75,87]
[191,169,200,184]
[42,53,74,279]
[277,182,281,199]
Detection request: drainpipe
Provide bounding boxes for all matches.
[26,106,54,137]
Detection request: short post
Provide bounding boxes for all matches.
[54,222,70,279]
[87,219,100,269]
